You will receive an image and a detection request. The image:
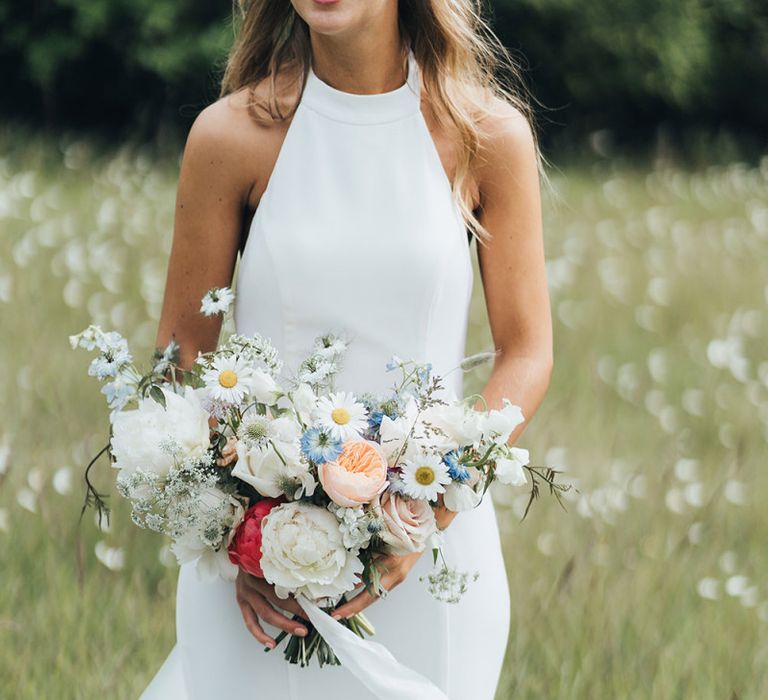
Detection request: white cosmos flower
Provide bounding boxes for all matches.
[110,385,210,478]
[312,391,368,441]
[494,447,530,486]
[260,501,363,600]
[202,356,255,404]
[400,453,452,501]
[200,287,235,316]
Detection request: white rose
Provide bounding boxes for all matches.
[232,442,286,498]
[110,385,210,478]
[480,399,525,443]
[260,501,363,600]
[250,368,281,404]
[443,481,483,512]
[495,447,529,486]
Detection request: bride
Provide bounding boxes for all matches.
[145,0,552,698]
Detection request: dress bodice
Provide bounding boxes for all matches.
[234,48,474,399]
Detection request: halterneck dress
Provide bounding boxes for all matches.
[140,47,510,700]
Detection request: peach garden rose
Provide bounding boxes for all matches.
[318,438,388,508]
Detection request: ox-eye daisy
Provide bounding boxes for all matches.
[202,356,253,404]
[401,454,452,501]
[312,391,368,441]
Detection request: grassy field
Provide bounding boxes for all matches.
[1,128,767,699]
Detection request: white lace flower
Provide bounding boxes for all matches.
[312,391,368,441]
[400,453,451,501]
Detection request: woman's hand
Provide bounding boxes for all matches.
[330,550,423,621]
[235,568,309,648]
[215,436,238,467]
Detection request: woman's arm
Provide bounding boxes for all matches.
[154,101,253,369]
[333,100,552,619]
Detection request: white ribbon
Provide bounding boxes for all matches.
[296,594,449,700]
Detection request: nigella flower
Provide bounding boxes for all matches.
[300,427,343,465]
[443,448,470,482]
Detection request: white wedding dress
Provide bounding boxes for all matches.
[141,47,510,700]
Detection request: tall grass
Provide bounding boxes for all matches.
[1,129,766,698]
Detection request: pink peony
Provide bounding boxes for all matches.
[377,490,437,555]
[318,439,388,507]
[227,497,282,578]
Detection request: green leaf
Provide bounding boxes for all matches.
[149,384,166,408]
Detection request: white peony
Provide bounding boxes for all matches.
[260,501,363,600]
[110,385,210,478]
[443,481,483,512]
[495,447,530,486]
[480,399,525,443]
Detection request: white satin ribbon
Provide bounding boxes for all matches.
[296,594,449,700]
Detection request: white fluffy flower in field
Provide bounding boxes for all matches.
[202,356,255,405]
[400,453,451,501]
[94,541,125,571]
[260,501,363,600]
[52,467,73,495]
[312,391,368,441]
[494,447,530,487]
[200,287,235,316]
[110,385,210,478]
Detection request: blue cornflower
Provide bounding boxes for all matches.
[443,449,470,482]
[300,427,343,465]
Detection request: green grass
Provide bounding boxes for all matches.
[1,128,767,699]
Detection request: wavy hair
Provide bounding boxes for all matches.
[219,0,548,246]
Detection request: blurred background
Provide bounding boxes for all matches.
[1,1,767,697]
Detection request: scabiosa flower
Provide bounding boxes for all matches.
[400,454,452,501]
[202,356,253,404]
[300,427,343,465]
[200,287,235,316]
[443,448,470,482]
[239,413,272,448]
[312,391,368,441]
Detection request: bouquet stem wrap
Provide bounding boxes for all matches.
[296,594,449,700]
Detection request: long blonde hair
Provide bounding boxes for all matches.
[219,0,548,246]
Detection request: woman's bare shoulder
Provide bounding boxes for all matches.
[183,64,303,201]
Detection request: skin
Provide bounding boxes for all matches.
[156,0,552,648]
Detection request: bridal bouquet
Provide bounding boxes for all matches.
[71,287,568,668]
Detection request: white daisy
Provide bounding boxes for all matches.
[200,287,235,316]
[202,356,253,404]
[400,454,452,501]
[312,391,368,441]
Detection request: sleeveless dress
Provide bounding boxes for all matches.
[140,47,511,700]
